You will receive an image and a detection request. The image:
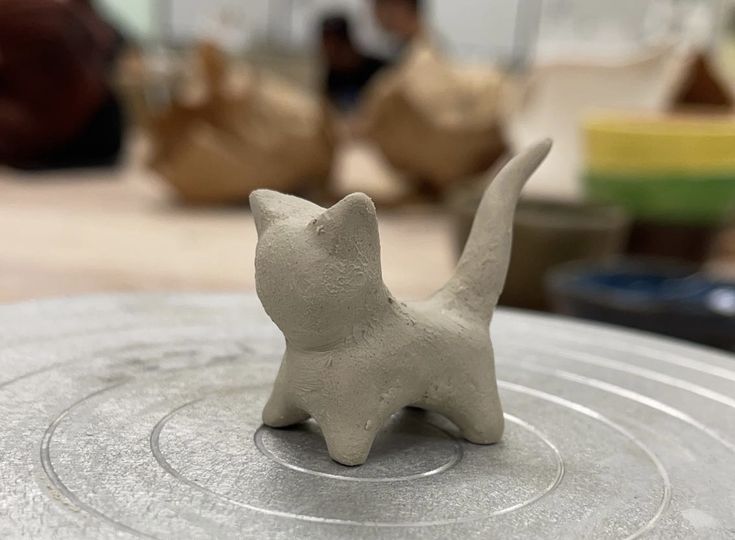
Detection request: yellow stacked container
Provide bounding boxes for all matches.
[584,114,735,224]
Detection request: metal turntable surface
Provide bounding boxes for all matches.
[0,293,733,539]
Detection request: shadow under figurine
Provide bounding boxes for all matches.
[250,140,552,466]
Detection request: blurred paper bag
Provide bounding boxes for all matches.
[360,42,509,192]
[149,43,335,204]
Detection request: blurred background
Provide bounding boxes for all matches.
[1,0,734,350]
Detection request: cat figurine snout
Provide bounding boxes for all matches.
[250,140,552,466]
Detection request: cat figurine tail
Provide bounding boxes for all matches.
[435,139,552,322]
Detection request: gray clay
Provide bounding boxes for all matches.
[250,140,552,466]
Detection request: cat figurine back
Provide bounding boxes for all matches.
[251,140,552,465]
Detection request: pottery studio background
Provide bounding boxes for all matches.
[1,0,734,351]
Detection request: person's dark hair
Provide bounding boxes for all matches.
[405,0,423,12]
[320,13,352,40]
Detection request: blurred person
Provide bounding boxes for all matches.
[0,0,126,170]
[371,0,427,49]
[320,14,388,113]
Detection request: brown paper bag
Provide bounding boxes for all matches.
[360,42,509,192]
[149,43,335,204]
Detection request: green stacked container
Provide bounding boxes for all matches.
[584,114,735,225]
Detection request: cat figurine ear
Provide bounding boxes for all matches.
[250,190,380,260]
[250,190,286,235]
[250,190,315,235]
[312,193,380,259]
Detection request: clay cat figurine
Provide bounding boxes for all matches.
[251,140,552,465]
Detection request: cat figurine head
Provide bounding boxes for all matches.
[250,191,388,351]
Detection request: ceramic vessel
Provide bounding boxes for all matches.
[452,196,630,311]
[547,258,735,351]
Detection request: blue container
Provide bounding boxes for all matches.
[547,259,735,351]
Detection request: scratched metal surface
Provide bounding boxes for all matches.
[0,293,733,539]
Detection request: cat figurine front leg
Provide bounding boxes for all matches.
[251,140,552,466]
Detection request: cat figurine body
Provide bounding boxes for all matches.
[251,140,552,465]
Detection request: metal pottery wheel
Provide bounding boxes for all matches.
[1,293,733,539]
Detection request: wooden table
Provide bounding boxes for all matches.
[0,141,456,304]
[2,136,733,305]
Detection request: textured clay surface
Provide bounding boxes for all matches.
[251,140,552,465]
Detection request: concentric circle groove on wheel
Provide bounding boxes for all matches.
[149,392,565,528]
